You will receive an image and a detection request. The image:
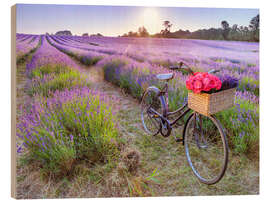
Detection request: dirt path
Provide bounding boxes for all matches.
[81,65,144,139]
[16,63,32,117]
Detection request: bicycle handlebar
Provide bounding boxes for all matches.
[169,61,194,75]
[169,62,220,75]
[169,66,179,70]
[208,69,220,74]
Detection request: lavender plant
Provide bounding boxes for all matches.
[219,75,239,90]
[17,87,119,178]
[28,64,89,97]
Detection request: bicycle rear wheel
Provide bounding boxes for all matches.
[141,88,165,136]
[184,113,228,185]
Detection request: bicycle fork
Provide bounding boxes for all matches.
[193,113,208,149]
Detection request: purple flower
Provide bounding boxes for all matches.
[17,146,23,153]
[70,134,74,142]
[218,75,239,90]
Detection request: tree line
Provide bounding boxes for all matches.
[121,14,259,42]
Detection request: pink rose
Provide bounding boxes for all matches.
[202,77,211,91]
[186,72,222,94]
[193,80,203,93]
[186,76,194,90]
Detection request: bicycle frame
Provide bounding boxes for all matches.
[154,64,221,127]
[149,98,191,127]
[144,62,205,139]
[148,81,192,130]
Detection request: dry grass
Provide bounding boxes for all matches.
[122,148,141,174]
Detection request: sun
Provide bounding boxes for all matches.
[140,8,161,34]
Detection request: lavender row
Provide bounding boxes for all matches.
[16,34,40,58]
[47,35,107,66]
[26,35,81,75]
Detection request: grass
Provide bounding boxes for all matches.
[116,104,259,196]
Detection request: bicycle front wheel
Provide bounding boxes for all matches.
[184,113,228,185]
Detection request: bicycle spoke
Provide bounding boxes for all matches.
[141,89,164,135]
[146,112,159,129]
[184,114,228,184]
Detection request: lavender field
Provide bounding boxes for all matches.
[15,33,259,197]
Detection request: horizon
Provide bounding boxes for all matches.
[16,4,259,36]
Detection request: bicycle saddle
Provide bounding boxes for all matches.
[156,73,174,80]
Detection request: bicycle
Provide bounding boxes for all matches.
[140,62,228,185]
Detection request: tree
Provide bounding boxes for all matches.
[161,20,172,36]
[82,33,89,37]
[249,14,259,41]
[221,21,230,40]
[90,33,103,37]
[127,31,138,37]
[249,14,259,31]
[230,24,239,40]
[138,26,149,37]
[232,24,238,31]
[221,21,229,30]
[55,30,72,36]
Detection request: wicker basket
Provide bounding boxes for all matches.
[188,88,236,116]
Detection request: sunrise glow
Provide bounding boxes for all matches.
[140,8,162,34]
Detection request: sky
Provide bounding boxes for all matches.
[16,4,259,36]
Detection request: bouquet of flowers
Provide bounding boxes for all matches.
[218,75,239,91]
[186,72,238,94]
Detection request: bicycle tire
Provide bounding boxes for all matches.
[183,112,228,185]
[141,88,166,136]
